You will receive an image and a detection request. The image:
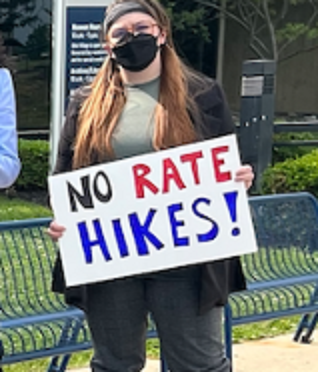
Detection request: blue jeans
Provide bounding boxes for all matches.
[85,266,230,372]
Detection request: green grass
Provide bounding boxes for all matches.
[0,194,52,221]
[0,194,313,371]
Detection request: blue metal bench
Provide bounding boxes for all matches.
[0,218,166,372]
[224,192,318,360]
[3,193,318,370]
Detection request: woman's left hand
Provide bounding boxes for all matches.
[235,164,254,190]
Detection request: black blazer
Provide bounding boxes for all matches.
[51,76,246,314]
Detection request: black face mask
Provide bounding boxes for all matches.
[112,33,159,72]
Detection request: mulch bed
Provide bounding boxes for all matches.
[3,188,49,207]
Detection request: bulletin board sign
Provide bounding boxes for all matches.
[48,134,258,287]
[50,0,111,170]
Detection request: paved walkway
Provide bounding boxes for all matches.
[68,331,318,372]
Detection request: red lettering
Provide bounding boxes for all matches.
[180,151,203,185]
[211,146,231,182]
[162,158,186,194]
[132,164,159,199]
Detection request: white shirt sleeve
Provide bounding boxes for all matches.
[0,68,21,188]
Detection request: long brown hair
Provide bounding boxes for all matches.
[73,0,201,169]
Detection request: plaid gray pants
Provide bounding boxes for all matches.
[85,266,230,372]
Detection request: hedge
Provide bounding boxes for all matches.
[261,149,318,196]
[272,132,316,164]
[14,137,318,195]
[16,139,49,190]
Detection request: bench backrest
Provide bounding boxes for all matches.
[0,217,66,319]
[245,192,318,284]
[2,192,318,314]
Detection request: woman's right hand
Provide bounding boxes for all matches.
[47,220,66,241]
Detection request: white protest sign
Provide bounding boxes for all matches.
[48,134,257,287]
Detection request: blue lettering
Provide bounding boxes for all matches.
[112,219,129,257]
[192,198,219,242]
[129,209,164,255]
[168,203,189,247]
[77,219,112,263]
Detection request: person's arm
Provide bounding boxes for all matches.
[208,81,236,135]
[192,79,236,140]
[52,91,83,175]
[0,69,20,188]
[48,91,83,241]
[47,91,81,210]
[195,79,254,190]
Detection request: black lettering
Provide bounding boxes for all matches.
[67,175,93,212]
[93,171,113,203]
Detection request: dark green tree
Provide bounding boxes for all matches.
[0,32,13,68]
[160,0,219,75]
[0,0,37,39]
[25,24,51,60]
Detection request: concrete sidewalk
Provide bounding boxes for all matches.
[233,331,318,372]
[68,331,318,372]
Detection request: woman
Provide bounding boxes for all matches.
[0,33,20,188]
[48,1,254,371]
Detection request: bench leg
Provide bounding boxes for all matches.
[47,354,72,372]
[302,312,318,343]
[0,339,3,372]
[224,304,233,362]
[47,317,84,372]
[294,312,318,343]
[294,314,310,342]
[160,349,168,372]
[294,282,318,343]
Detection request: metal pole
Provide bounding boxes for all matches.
[50,0,66,172]
[216,0,227,83]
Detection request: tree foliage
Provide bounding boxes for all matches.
[197,0,318,61]
[159,0,219,73]
[25,24,51,60]
[0,0,37,35]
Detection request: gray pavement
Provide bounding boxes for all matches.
[68,331,318,372]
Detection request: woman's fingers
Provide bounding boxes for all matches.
[47,220,66,241]
[235,165,254,190]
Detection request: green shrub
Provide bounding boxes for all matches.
[261,149,318,196]
[16,139,49,190]
[272,132,316,164]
